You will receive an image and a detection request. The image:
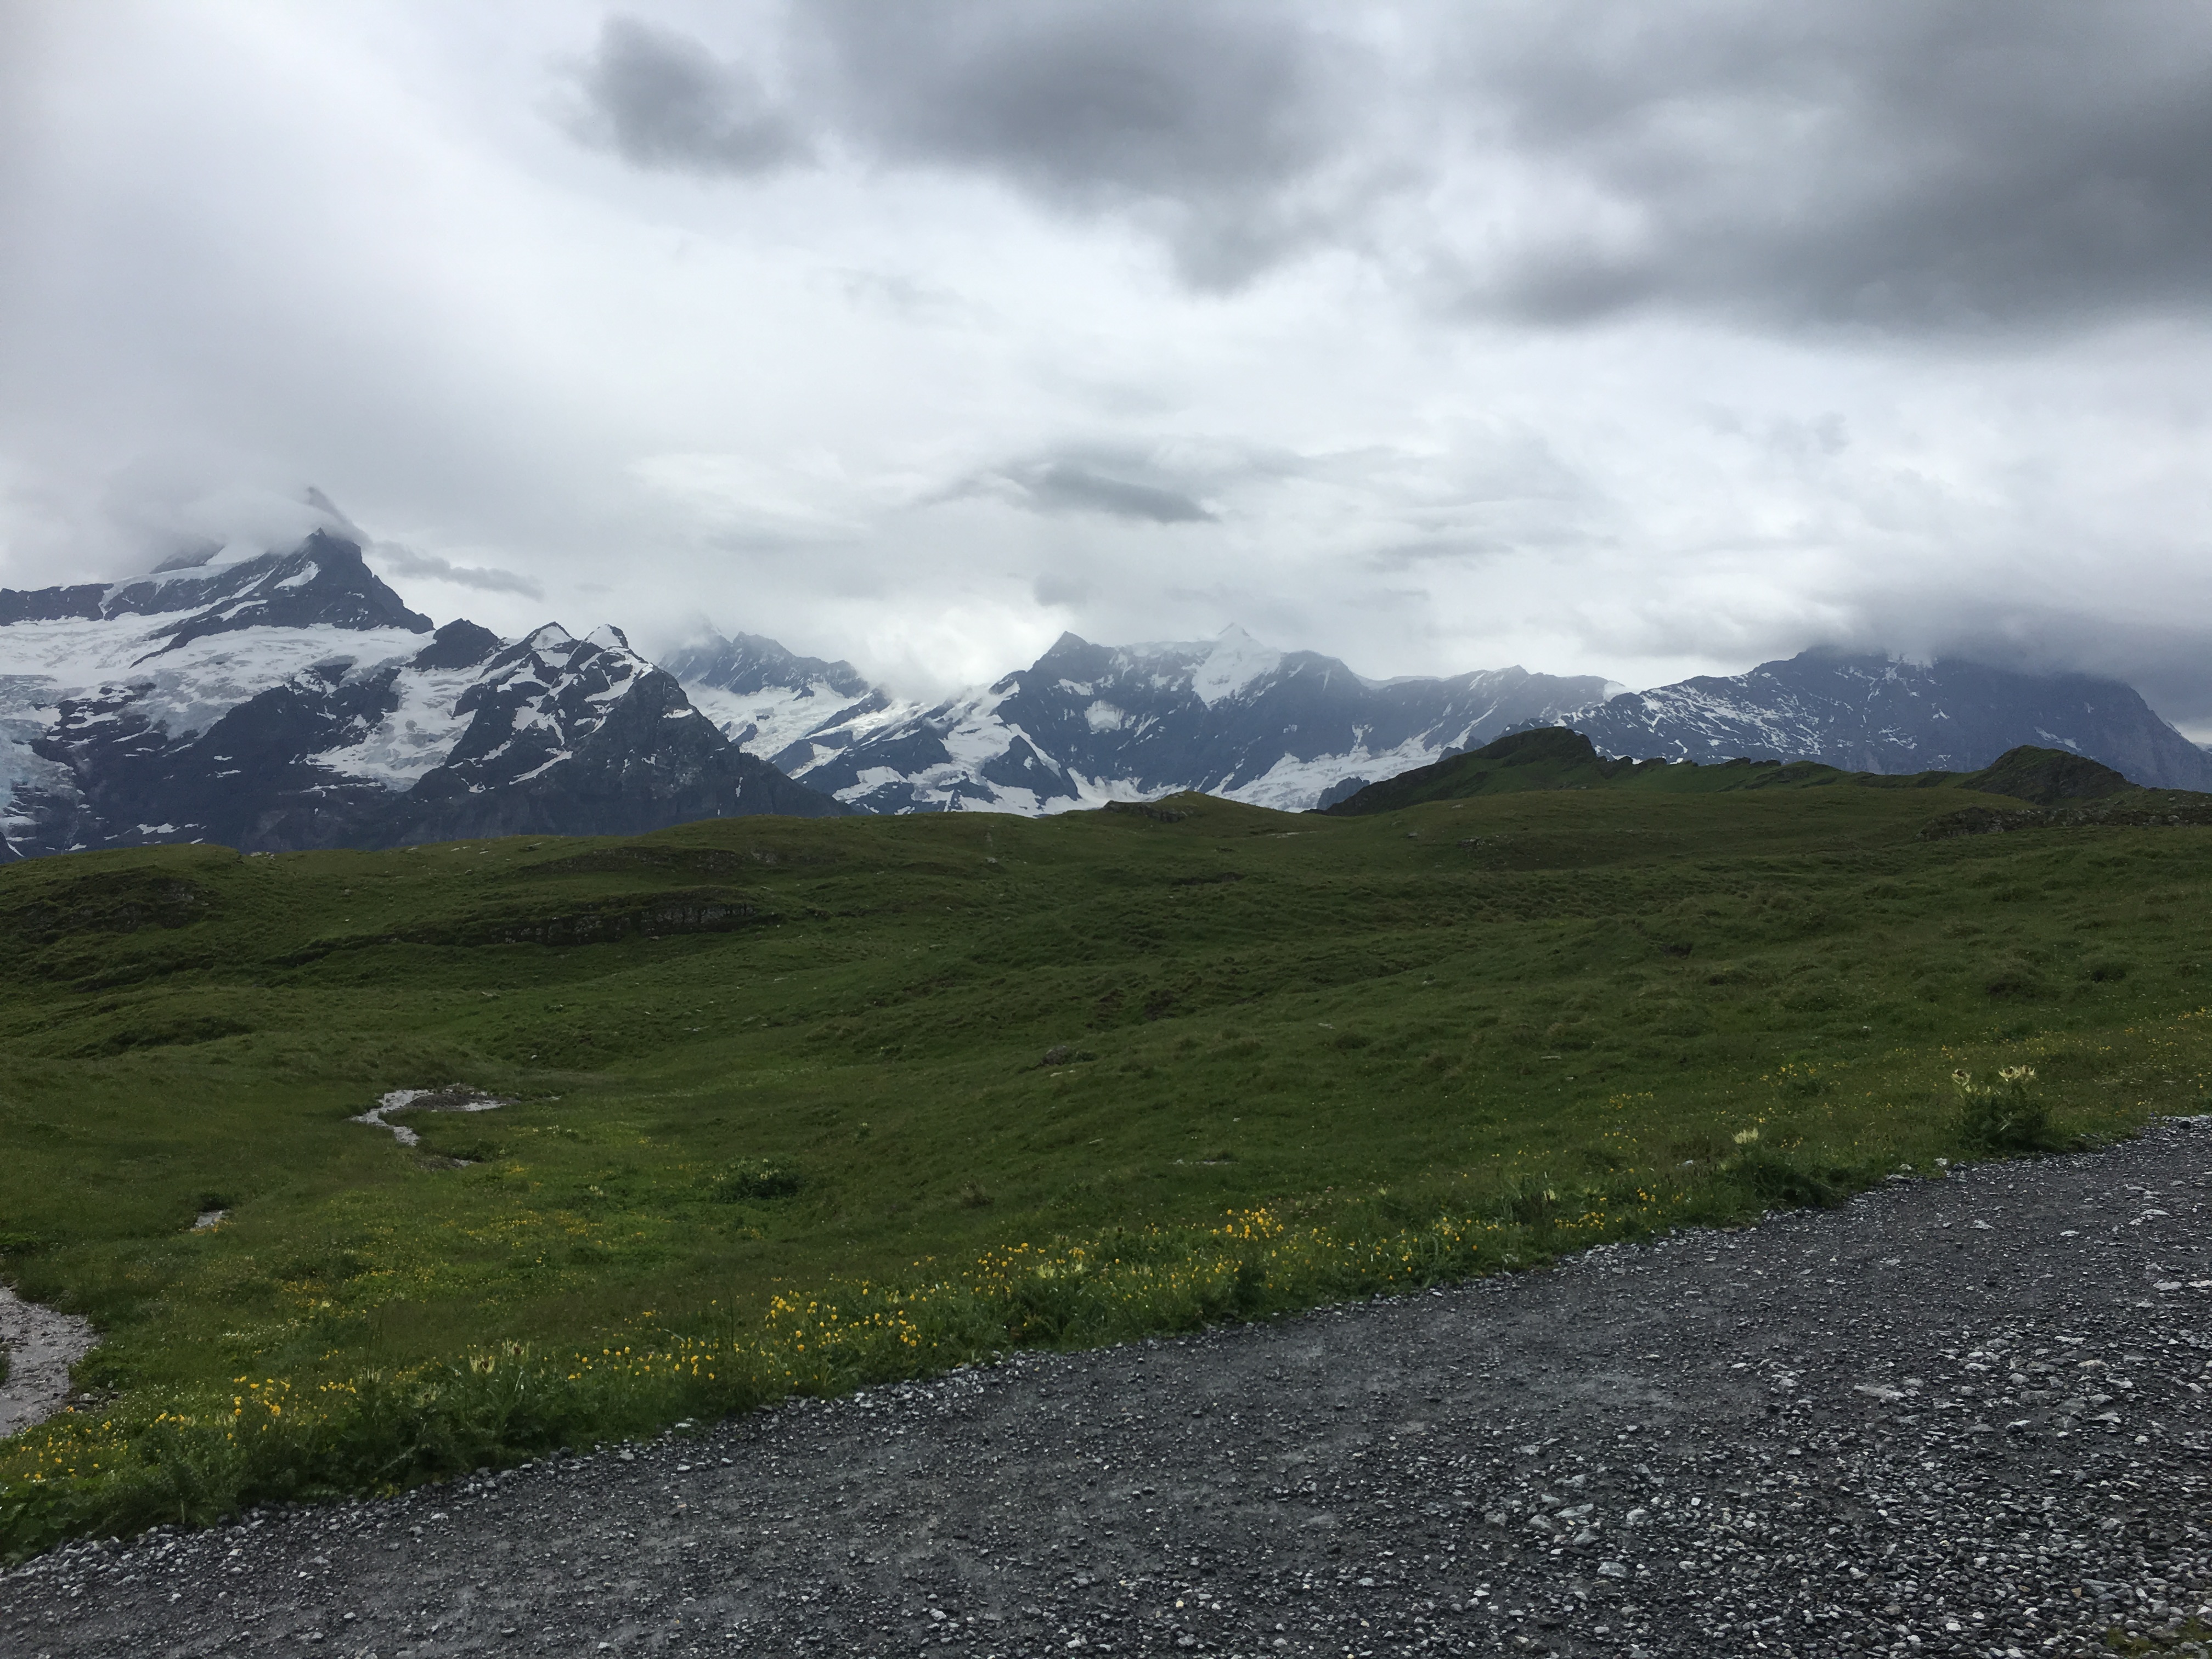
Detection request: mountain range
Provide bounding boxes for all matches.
[0,532,838,859]
[1542,652,2212,792]
[3,518,2207,859]
[668,624,1611,814]
[669,623,2212,807]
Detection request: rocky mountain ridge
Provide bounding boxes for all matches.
[673,623,1613,815]
[668,627,2212,812]
[7,517,2208,856]
[1534,650,2212,792]
[0,533,839,860]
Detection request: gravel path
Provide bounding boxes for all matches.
[0,1287,95,1441]
[8,1119,2210,1659]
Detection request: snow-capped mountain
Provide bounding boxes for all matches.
[0,530,839,859]
[1544,650,2212,791]
[662,629,887,765]
[14,517,2207,854]
[694,625,1612,814]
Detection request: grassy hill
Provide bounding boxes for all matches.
[1320,727,2165,814]
[3,778,2210,1553]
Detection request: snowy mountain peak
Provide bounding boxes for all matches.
[1,532,841,859]
[2,529,434,648]
[1191,625,1283,707]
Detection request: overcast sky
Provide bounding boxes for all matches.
[4,2,2212,729]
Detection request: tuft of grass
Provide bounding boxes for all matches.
[1952,1065,2066,1154]
[707,1160,803,1202]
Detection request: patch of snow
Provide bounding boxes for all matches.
[1085,701,1126,733]
[1215,734,1455,812]
[1190,625,1282,707]
[112,543,263,593]
[507,749,574,784]
[683,683,764,748]
[315,659,486,787]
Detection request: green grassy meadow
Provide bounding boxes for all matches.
[3,779,2210,1552]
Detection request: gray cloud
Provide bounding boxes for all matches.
[809,0,1329,196]
[1821,596,2212,738]
[977,446,1216,523]
[565,3,2212,332]
[567,16,806,176]
[803,0,1355,285]
[9,3,2212,741]
[563,2,1361,287]
[1447,2,2212,332]
[373,544,543,600]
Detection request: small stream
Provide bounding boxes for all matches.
[349,1087,507,1148]
[0,1286,97,1438]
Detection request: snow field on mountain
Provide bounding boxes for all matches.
[0,614,429,735]
[684,679,878,763]
[305,659,486,788]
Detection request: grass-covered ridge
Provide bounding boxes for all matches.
[1320,725,2166,815]
[3,781,2210,1555]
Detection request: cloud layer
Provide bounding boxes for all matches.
[569,1,2212,329]
[3,2,2211,730]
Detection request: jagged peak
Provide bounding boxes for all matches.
[586,624,633,653]
[411,619,503,672]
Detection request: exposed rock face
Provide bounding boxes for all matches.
[0,538,841,859]
[1546,651,2212,791]
[391,625,834,844]
[701,626,1611,814]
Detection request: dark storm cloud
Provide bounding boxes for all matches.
[567,2,1359,286]
[567,16,806,176]
[806,0,1330,199]
[800,0,1353,284]
[985,449,1215,524]
[1833,597,2212,737]
[1449,2,2212,331]
[568,2,2212,331]
[374,544,544,600]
